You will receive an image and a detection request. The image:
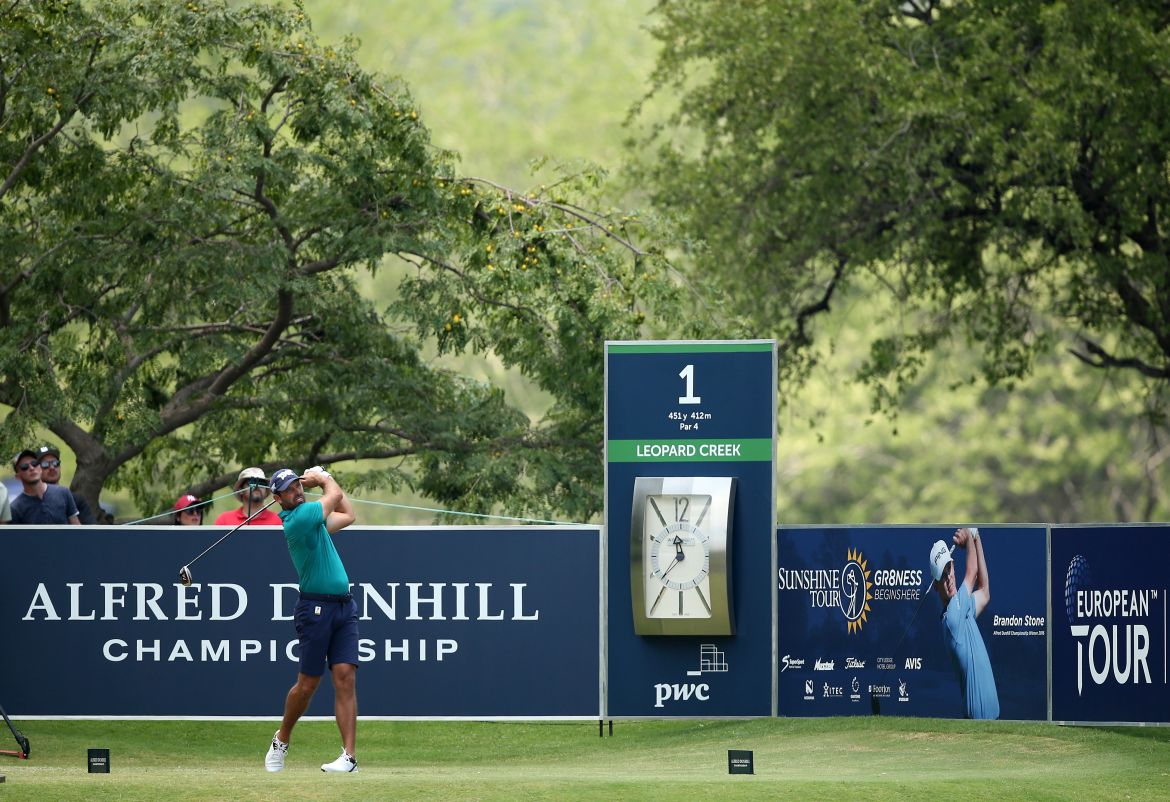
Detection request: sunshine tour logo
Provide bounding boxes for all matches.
[779,545,927,634]
[778,547,873,634]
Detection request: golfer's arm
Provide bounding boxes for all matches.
[971,531,990,615]
[961,533,978,593]
[327,491,354,533]
[319,476,355,533]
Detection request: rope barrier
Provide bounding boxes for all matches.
[123,491,238,526]
[123,490,582,527]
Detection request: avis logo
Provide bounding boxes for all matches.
[652,644,727,708]
[1065,555,1157,696]
[904,658,922,670]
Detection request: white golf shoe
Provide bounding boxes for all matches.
[265,731,288,772]
[320,750,358,773]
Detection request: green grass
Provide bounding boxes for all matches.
[0,718,1166,801]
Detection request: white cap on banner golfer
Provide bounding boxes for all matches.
[929,527,979,582]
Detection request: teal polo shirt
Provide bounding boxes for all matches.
[279,500,350,595]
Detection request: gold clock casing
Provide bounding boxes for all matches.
[630,476,736,636]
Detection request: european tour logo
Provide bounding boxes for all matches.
[1064,555,1164,696]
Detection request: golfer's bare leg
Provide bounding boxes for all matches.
[278,672,322,743]
[331,662,357,756]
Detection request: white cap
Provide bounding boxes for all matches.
[929,539,954,583]
[236,467,267,488]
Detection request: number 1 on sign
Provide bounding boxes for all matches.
[678,364,701,405]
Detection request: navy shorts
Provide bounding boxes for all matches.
[294,593,360,677]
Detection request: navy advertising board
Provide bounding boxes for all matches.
[605,340,776,717]
[0,526,599,718]
[1051,525,1170,724]
[777,526,1047,720]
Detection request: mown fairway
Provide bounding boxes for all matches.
[0,717,1166,801]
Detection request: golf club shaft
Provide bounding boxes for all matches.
[182,498,276,569]
[0,701,29,756]
[891,544,956,659]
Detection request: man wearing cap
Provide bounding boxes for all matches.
[213,467,282,526]
[264,466,359,774]
[37,445,96,525]
[930,527,999,720]
[10,449,80,525]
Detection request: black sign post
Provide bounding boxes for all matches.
[728,749,754,774]
[87,748,109,773]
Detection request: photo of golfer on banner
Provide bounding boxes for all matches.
[930,527,1000,720]
[264,465,360,774]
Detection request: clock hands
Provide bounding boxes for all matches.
[650,537,688,616]
[657,536,687,580]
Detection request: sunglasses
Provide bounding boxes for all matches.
[40,459,61,468]
[180,509,203,516]
[17,461,40,471]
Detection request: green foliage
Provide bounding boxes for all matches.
[0,0,676,519]
[301,0,662,187]
[633,0,1170,414]
[778,278,1170,524]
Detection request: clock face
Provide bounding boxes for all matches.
[630,476,736,636]
[644,494,714,619]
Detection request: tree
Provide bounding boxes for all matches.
[631,0,1170,417]
[775,276,1170,524]
[0,0,674,519]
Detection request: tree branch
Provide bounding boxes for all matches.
[1069,336,1170,379]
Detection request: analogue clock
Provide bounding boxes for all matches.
[631,476,736,636]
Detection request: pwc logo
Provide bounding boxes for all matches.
[653,682,709,708]
[651,644,728,709]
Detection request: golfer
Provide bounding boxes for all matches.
[929,527,1000,720]
[264,466,359,773]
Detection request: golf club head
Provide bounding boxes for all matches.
[16,733,28,758]
[179,565,193,586]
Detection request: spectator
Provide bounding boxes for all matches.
[173,494,206,525]
[214,467,282,526]
[0,476,10,524]
[37,445,96,524]
[10,449,80,525]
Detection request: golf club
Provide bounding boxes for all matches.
[0,701,29,759]
[890,540,961,660]
[873,537,965,715]
[178,498,277,586]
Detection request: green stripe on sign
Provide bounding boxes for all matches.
[607,342,774,354]
[607,439,773,462]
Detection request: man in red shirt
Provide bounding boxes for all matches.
[213,467,282,526]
